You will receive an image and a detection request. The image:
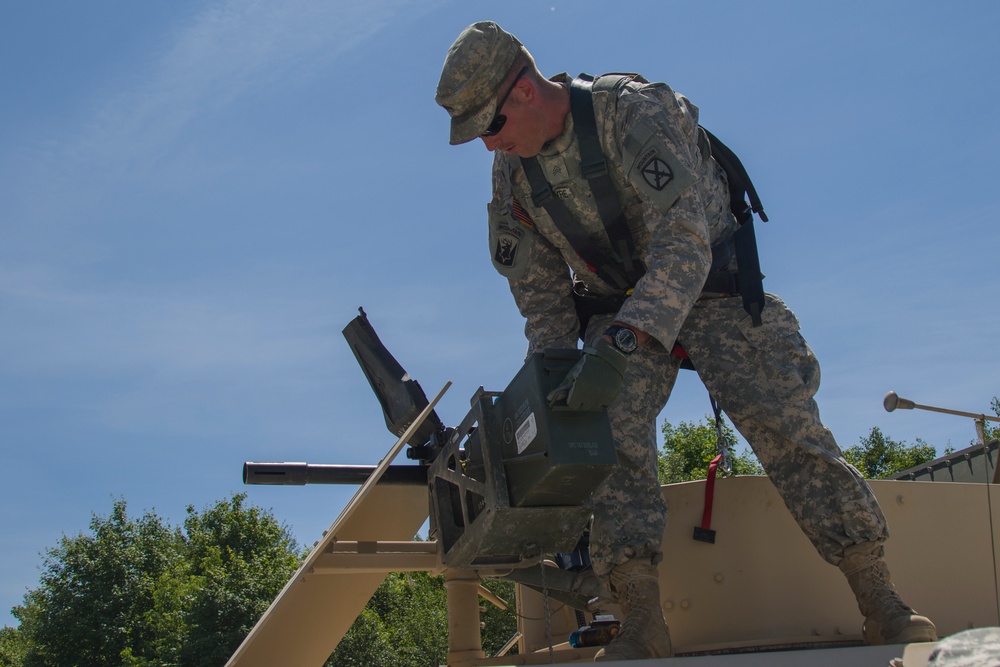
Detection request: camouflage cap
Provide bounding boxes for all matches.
[436,21,523,145]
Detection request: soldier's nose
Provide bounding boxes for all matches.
[481,135,501,151]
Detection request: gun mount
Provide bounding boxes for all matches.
[231,313,1000,665]
[234,311,1000,667]
[244,307,617,571]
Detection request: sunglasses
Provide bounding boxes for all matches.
[481,66,529,137]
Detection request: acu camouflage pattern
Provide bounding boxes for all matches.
[928,628,1000,667]
[436,21,524,145]
[488,73,737,351]
[486,73,888,575]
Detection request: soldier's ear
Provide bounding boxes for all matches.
[508,75,534,107]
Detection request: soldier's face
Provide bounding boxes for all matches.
[478,77,548,158]
[479,101,546,158]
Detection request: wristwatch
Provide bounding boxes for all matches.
[604,325,638,355]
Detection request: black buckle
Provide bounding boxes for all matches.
[581,158,608,180]
[531,184,554,207]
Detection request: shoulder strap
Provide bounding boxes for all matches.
[522,76,770,326]
[701,128,768,326]
[518,74,645,291]
[700,127,767,225]
[519,156,634,291]
[569,75,644,284]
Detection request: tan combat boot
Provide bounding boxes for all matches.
[594,559,672,661]
[839,542,938,645]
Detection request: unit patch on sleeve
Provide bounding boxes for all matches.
[488,201,534,280]
[494,234,519,266]
[639,153,674,191]
[623,121,696,211]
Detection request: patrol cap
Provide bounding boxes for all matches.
[436,21,524,145]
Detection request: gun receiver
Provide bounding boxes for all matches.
[244,309,618,573]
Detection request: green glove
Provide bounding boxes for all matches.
[547,339,629,410]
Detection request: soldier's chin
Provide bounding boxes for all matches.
[508,145,538,159]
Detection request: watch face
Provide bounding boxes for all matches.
[613,327,637,353]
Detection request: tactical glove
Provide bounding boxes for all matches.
[546,338,629,410]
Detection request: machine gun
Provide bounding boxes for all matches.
[244,308,617,591]
[234,309,990,665]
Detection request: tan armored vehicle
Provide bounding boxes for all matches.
[226,311,1000,667]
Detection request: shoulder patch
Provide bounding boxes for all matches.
[637,152,675,191]
[488,201,534,280]
[511,197,534,228]
[623,121,697,211]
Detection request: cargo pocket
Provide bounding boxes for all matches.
[736,294,801,352]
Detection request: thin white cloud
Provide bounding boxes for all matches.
[0,263,339,377]
[76,0,413,175]
[0,262,356,443]
[1,0,427,228]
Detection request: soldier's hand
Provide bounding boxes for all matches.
[546,339,629,410]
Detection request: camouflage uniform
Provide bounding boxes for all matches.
[487,74,888,577]
[928,628,1000,667]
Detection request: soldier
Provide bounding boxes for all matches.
[435,21,937,661]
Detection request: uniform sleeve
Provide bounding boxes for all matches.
[612,85,714,346]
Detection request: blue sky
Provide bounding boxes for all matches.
[2,0,997,627]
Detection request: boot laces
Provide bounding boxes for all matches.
[856,560,913,623]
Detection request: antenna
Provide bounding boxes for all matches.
[883,391,1000,446]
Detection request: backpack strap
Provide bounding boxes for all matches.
[519,73,645,292]
[569,75,646,285]
[520,157,635,291]
[521,74,770,326]
[700,128,768,326]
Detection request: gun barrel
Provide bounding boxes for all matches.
[243,462,428,486]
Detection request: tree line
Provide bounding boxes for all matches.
[659,396,999,484]
[658,418,942,484]
[2,495,300,667]
[0,495,514,667]
[6,401,995,666]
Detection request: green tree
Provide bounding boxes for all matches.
[659,415,763,484]
[978,397,1000,445]
[327,571,447,667]
[327,605,395,667]
[12,494,301,667]
[843,427,937,480]
[14,498,183,666]
[0,626,26,667]
[175,495,301,667]
[327,572,518,667]
[478,579,518,658]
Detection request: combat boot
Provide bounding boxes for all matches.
[839,541,937,645]
[594,559,672,661]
